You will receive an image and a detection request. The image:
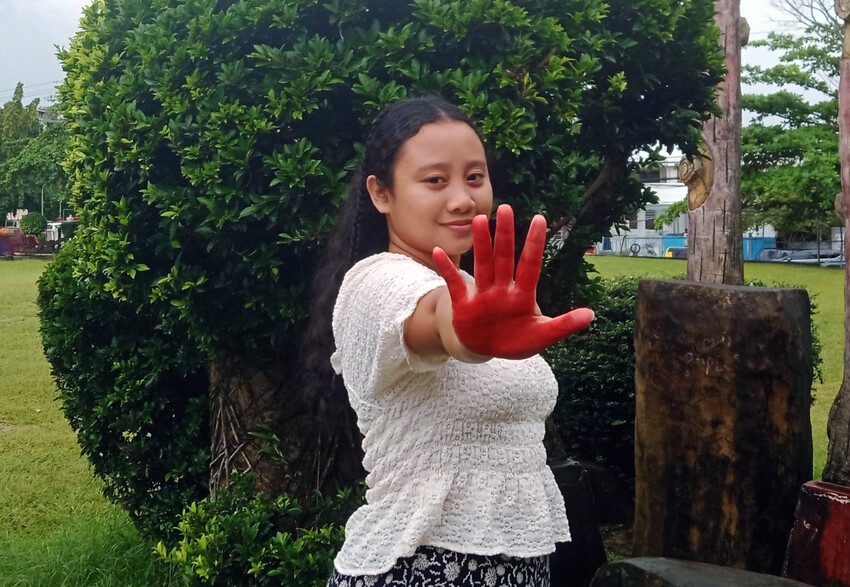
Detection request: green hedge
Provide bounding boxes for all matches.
[545,276,640,477]
[37,241,210,539]
[156,474,364,586]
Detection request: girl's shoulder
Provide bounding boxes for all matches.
[338,252,439,301]
[344,252,438,285]
[349,251,430,272]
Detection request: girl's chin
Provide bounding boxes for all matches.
[439,232,474,249]
[437,244,472,258]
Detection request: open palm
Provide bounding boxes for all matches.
[433,205,595,360]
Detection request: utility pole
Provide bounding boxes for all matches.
[685,0,747,285]
[824,0,850,488]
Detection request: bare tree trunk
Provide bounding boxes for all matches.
[208,356,290,498]
[687,0,745,285]
[208,355,364,502]
[823,1,850,487]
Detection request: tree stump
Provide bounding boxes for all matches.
[633,280,813,573]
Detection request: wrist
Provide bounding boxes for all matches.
[435,289,490,363]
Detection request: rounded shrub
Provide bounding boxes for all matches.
[19,212,47,236]
[42,0,723,537]
[58,220,78,241]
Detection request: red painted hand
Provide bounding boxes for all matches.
[432,204,595,360]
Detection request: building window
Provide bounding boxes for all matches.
[629,213,638,230]
[645,210,655,230]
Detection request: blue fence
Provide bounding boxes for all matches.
[660,235,776,260]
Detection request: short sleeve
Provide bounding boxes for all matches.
[331,253,449,404]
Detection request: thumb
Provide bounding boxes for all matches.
[540,307,595,342]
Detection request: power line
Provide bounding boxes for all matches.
[0,88,60,101]
[0,87,61,96]
[0,79,63,95]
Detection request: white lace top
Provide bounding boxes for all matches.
[330,252,571,576]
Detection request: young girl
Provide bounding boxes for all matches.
[312,96,594,586]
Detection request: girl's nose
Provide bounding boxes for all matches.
[447,187,475,212]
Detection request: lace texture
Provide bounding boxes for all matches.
[331,253,570,576]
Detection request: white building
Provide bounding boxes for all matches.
[596,155,777,259]
[4,209,28,230]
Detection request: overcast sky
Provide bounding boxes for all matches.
[0,0,808,107]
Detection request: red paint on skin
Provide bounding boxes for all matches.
[819,483,850,580]
[433,204,595,360]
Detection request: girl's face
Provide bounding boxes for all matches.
[367,120,493,268]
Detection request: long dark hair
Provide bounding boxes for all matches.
[302,96,479,424]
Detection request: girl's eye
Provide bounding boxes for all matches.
[425,176,444,184]
[467,173,485,182]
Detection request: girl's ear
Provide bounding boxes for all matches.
[366,175,391,214]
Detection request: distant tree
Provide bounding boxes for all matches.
[741,3,841,239]
[0,123,68,217]
[769,0,842,57]
[0,83,41,165]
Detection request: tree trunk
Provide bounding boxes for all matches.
[633,280,813,573]
[209,356,290,498]
[208,355,364,503]
[823,0,850,487]
[687,0,745,285]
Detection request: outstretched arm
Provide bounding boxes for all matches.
[404,204,594,362]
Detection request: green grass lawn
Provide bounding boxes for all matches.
[0,259,175,586]
[588,256,845,478]
[0,256,844,583]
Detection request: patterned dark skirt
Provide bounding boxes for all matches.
[326,545,550,586]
